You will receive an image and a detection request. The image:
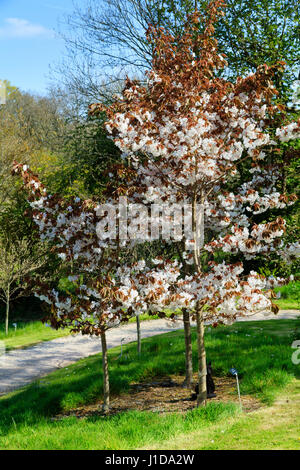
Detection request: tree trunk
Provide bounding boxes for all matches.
[101,332,110,413]
[5,299,10,336]
[282,150,287,194]
[196,302,207,407]
[191,190,207,405]
[136,315,141,357]
[182,308,193,387]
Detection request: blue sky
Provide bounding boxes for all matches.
[0,0,81,94]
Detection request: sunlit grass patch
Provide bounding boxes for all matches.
[0,321,70,351]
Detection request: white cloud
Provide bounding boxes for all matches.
[0,18,54,39]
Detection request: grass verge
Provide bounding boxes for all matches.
[275,281,300,310]
[0,321,70,351]
[275,299,299,310]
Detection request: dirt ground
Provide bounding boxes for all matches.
[56,374,263,419]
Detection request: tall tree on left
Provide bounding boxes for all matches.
[12,163,132,412]
[0,238,46,335]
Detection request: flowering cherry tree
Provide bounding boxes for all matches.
[91,0,299,405]
[12,162,135,412]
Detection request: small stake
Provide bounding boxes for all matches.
[120,337,131,358]
[120,337,126,357]
[229,368,243,411]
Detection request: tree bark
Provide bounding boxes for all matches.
[196,302,207,407]
[5,296,10,336]
[182,308,193,387]
[101,332,110,413]
[192,190,207,406]
[136,315,141,357]
[281,149,287,194]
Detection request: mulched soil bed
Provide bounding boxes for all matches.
[55,374,263,420]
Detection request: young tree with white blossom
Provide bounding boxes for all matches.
[0,238,46,335]
[90,0,299,405]
[12,162,135,412]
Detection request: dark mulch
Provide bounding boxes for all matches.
[55,373,262,420]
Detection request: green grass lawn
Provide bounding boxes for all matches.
[144,380,300,450]
[275,299,299,310]
[275,280,300,310]
[0,318,299,450]
[0,321,70,351]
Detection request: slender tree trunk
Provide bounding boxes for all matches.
[5,297,10,336]
[182,308,193,387]
[282,150,287,194]
[192,189,207,406]
[196,302,207,407]
[101,332,110,413]
[136,315,141,357]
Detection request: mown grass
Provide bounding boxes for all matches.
[0,321,70,351]
[0,318,299,450]
[0,403,240,451]
[275,281,300,310]
[143,380,300,450]
[275,299,299,310]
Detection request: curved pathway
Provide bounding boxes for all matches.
[0,310,298,396]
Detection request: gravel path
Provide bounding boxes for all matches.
[0,310,299,396]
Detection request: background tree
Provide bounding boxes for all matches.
[0,83,71,322]
[0,239,46,335]
[59,0,299,101]
[52,113,122,198]
[215,0,299,100]
[0,82,68,207]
